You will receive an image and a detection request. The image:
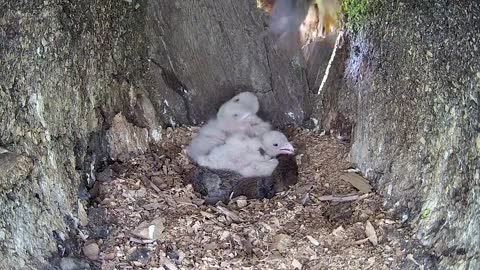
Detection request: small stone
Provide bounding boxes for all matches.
[82,243,99,260]
[332,226,345,238]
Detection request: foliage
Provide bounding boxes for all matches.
[341,0,382,32]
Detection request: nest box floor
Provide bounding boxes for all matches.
[86,127,430,270]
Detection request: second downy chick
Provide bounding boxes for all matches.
[196,130,294,177]
[220,91,271,137]
[186,102,253,162]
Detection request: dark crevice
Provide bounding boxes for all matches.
[148,58,194,124]
[261,37,275,94]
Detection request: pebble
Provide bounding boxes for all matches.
[82,243,99,260]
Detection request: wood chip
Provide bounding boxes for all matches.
[200,211,215,219]
[131,217,165,240]
[214,206,242,223]
[271,234,292,252]
[354,238,370,245]
[306,235,320,246]
[78,200,88,227]
[317,194,360,202]
[160,255,178,270]
[143,202,161,210]
[292,259,302,269]
[236,198,248,208]
[340,173,372,193]
[365,221,378,246]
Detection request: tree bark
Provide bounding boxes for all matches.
[314,1,480,269]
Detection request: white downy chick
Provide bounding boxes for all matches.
[196,133,265,171]
[220,92,260,114]
[260,130,295,157]
[238,130,295,177]
[197,130,295,177]
[186,102,253,162]
[221,92,272,137]
[244,115,272,137]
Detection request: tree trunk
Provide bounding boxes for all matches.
[314,1,480,269]
[0,0,478,269]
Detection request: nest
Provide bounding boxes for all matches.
[84,127,422,270]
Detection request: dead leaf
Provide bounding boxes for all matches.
[215,206,242,223]
[340,173,372,193]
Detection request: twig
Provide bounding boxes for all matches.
[317,193,369,202]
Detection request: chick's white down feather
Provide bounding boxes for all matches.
[244,115,272,137]
[220,92,260,114]
[197,130,295,177]
[219,92,271,137]
[186,101,254,161]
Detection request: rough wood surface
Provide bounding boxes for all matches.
[144,0,310,127]
[312,1,480,269]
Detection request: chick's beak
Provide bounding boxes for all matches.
[279,142,295,154]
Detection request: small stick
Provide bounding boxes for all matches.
[317,193,369,202]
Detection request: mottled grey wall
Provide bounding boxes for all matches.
[0,0,311,268]
[315,1,480,269]
[144,0,310,127]
[0,0,152,268]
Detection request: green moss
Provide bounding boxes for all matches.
[341,0,382,32]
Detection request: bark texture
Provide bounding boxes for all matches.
[1,0,478,269]
[143,0,310,127]
[0,0,309,268]
[314,1,480,269]
[0,0,152,268]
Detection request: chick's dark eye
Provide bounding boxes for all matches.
[233,113,238,117]
[273,143,278,147]
[234,98,240,102]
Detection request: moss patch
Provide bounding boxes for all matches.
[341,0,382,32]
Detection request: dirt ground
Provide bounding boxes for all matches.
[85,127,431,270]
